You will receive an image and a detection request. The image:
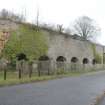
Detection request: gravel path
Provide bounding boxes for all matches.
[0,71,105,105]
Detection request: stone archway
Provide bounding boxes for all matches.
[56,56,66,70]
[16,53,27,61]
[71,57,78,63]
[16,53,28,76]
[56,56,66,62]
[38,55,50,75]
[71,57,79,71]
[38,55,50,61]
[83,58,89,64]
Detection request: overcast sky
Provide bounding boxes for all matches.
[0,0,105,45]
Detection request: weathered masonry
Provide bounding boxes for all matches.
[41,30,105,66]
[0,19,18,53]
[0,19,105,71]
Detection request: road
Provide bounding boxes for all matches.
[100,98,105,105]
[0,71,105,105]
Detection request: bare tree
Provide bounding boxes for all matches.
[74,16,100,40]
[57,24,64,33]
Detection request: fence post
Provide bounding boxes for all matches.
[38,68,41,77]
[4,68,6,80]
[29,68,32,78]
[37,61,41,77]
[18,61,23,79]
[19,68,21,79]
[47,60,50,75]
[29,62,33,78]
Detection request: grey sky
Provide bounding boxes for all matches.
[0,0,105,44]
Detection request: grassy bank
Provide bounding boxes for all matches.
[0,70,102,87]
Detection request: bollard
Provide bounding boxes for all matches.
[37,62,41,77]
[29,63,32,78]
[29,61,33,78]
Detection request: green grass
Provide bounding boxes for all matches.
[0,69,104,87]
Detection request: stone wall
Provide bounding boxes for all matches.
[42,30,105,65]
[0,19,18,31]
[0,19,104,67]
[0,19,18,53]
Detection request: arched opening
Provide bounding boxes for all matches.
[38,55,50,61]
[56,56,66,71]
[38,55,50,75]
[56,56,66,62]
[92,59,96,65]
[16,53,27,61]
[83,58,89,64]
[71,57,78,71]
[16,53,28,74]
[71,57,78,63]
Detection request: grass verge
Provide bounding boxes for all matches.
[0,70,103,87]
